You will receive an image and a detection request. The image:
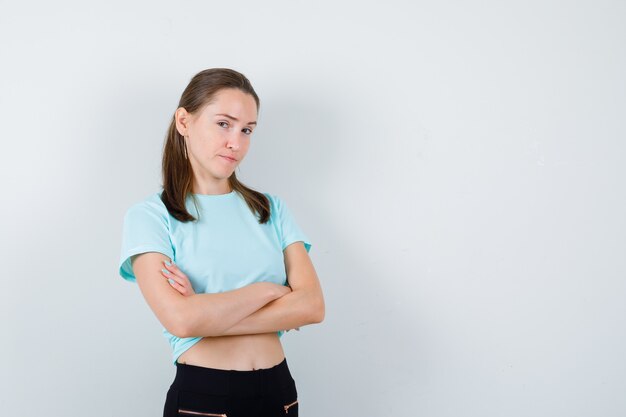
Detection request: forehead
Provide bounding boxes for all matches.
[204,88,257,116]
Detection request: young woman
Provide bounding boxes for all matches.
[118,68,325,417]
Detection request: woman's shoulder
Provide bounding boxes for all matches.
[260,191,286,216]
[260,190,284,206]
[124,190,169,218]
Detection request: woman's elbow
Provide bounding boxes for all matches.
[169,304,222,338]
[309,296,325,324]
[166,311,192,338]
[166,301,202,338]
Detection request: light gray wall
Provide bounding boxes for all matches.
[1,1,624,416]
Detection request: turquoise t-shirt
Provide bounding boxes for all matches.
[118,189,312,365]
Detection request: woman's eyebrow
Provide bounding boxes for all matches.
[215,113,257,126]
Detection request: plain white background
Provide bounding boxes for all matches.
[1,1,624,416]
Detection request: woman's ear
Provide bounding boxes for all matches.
[175,107,190,136]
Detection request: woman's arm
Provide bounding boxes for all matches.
[161,241,324,337]
[133,252,290,338]
[218,241,325,336]
[181,282,291,337]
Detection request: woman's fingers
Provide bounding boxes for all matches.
[167,277,184,292]
[161,268,184,288]
[161,260,195,296]
[161,268,183,286]
[163,272,191,296]
[162,261,189,286]
[162,260,188,280]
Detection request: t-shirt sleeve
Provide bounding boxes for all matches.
[269,193,312,253]
[118,200,175,283]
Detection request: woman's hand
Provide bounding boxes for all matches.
[161,260,196,296]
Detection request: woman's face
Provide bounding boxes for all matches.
[175,88,257,193]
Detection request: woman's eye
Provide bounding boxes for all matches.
[218,121,251,135]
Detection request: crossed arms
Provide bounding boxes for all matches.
[131,241,325,338]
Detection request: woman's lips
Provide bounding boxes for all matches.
[220,155,237,162]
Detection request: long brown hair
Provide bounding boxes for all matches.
[160,68,270,224]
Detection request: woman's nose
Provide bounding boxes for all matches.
[226,134,243,150]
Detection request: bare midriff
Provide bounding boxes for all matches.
[176,332,286,371]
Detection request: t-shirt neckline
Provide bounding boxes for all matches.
[190,189,237,199]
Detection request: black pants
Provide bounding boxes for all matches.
[163,357,299,417]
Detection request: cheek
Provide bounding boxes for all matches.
[191,133,219,152]
[188,142,217,163]
[187,140,203,156]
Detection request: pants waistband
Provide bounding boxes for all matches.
[171,357,292,397]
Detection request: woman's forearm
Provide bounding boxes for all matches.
[218,288,324,336]
[179,282,287,338]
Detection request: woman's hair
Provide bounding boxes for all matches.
[160,68,271,224]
